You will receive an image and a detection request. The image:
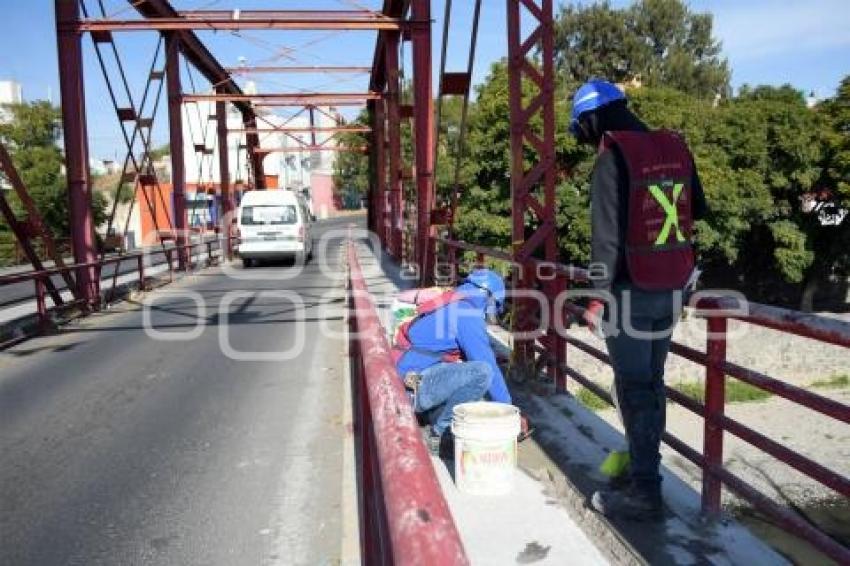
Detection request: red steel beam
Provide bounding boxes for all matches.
[128,0,254,119]
[216,93,233,259]
[369,0,409,92]
[243,113,266,190]
[165,33,189,268]
[71,15,404,32]
[374,98,388,247]
[180,9,394,19]
[55,0,98,306]
[347,243,469,565]
[183,92,381,103]
[253,146,367,154]
[411,0,435,284]
[385,31,403,260]
[254,101,367,108]
[506,0,561,381]
[227,66,372,74]
[0,141,78,304]
[231,126,371,134]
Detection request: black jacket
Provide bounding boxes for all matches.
[587,104,708,290]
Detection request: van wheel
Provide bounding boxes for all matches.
[242,257,253,268]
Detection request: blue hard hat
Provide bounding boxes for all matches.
[463,269,507,315]
[569,80,626,134]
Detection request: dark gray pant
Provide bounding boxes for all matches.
[605,285,679,494]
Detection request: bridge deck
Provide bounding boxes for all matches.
[352,229,785,565]
[0,217,354,565]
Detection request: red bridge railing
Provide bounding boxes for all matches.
[347,242,468,565]
[0,237,232,348]
[435,236,850,563]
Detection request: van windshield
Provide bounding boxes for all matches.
[241,205,297,225]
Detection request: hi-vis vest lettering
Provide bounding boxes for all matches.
[602,130,695,291]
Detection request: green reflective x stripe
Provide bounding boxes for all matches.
[648,183,685,245]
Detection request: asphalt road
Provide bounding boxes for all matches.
[0,217,355,565]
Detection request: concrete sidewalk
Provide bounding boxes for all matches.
[353,239,607,565]
[351,236,786,565]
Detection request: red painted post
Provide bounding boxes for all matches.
[702,314,728,513]
[244,111,266,190]
[410,0,435,284]
[165,32,189,271]
[550,273,568,391]
[54,0,98,308]
[165,248,174,282]
[216,94,233,260]
[506,0,559,375]
[385,31,403,260]
[137,254,145,290]
[348,243,468,564]
[366,99,377,236]
[374,97,388,248]
[35,277,48,331]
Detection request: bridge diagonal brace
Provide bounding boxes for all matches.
[0,141,77,305]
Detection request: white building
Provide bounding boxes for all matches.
[0,80,23,123]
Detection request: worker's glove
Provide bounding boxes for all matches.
[582,299,605,338]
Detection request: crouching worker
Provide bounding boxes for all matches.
[393,269,513,455]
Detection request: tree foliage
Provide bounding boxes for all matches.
[0,101,107,264]
[554,0,730,99]
[332,112,371,208]
[334,1,849,308]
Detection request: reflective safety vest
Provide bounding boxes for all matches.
[601,130,696,291]
[391,289,466,365]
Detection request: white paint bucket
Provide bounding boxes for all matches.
[451,401,520,496]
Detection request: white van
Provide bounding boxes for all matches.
[237,190,314,267]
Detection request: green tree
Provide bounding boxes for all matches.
[333,112,370,208]
[0,101,108,259]
[554,0,730,98]
[796,76,850,310]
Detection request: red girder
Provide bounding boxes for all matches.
[506,0,563,385]
[253,101,367,108]
[231,126,371,134]
[253,146,367,154]
[70,13,405,32]
[183,93,381,104]
[226,66,372,74]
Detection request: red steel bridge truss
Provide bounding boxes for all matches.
[0,1,843,563]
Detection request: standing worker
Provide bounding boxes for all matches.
[568,79,708,519]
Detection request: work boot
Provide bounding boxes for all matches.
[425,431,441,456]
[591,484,663,521]
[424,428,454,459]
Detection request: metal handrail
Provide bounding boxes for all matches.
[0,236,238,349]
[347,242,468,565]
[432,235,850,563]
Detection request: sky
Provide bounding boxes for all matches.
[0,0,848,160]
